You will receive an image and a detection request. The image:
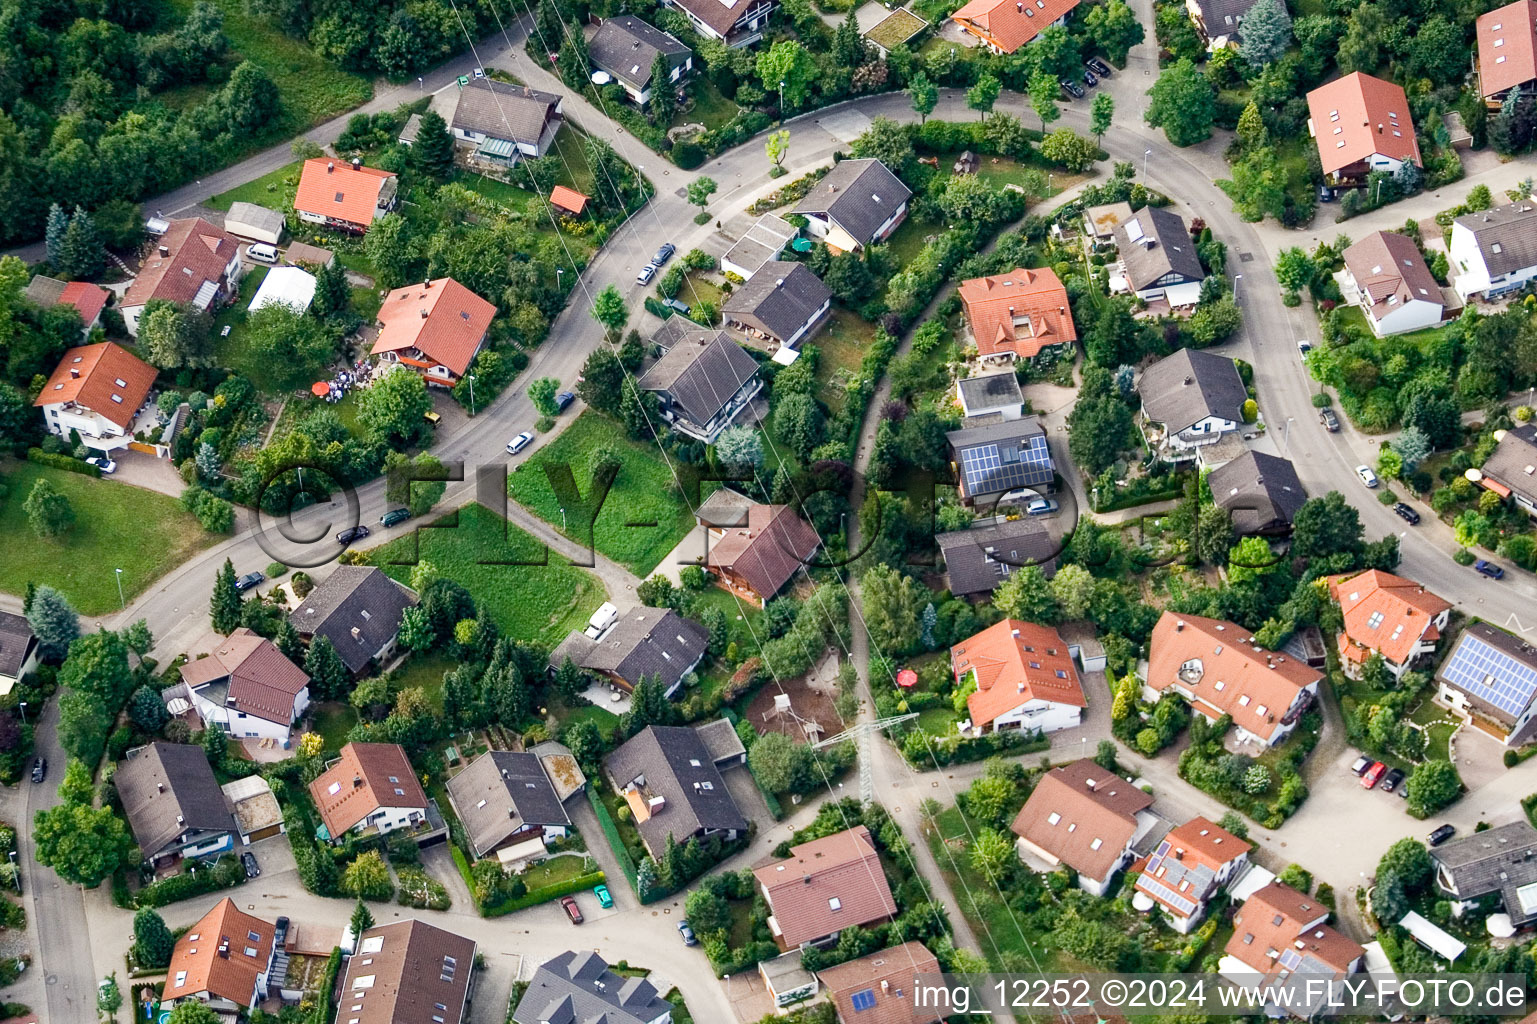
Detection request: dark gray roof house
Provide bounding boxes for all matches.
[946,417,1054,503]
[1115,206,1204,294]
[938,517,1059,598]
[513,951,674,1024]
[1431,819,1537,926]
[957,371,1025,421]
[638,330,762,443]
[589,16,692,96]
[1187,0,1263,42]
[604,724,749,858]
[548,606,709,697]
[445,750,570,859]
[289,566,418,675]
[115,742,236,865]
[1138,348,1247,435]
[1479,423,1537,515]
[451,79,563,148]
[1453,202,1537,284]
[0,611,37,691]
[722,261,832,349]
[792,159,913,251]
[1208,451,1307,535]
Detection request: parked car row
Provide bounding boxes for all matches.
[1349,755,1406,797]
[636,242,676,284]
[1058,59,1112,99]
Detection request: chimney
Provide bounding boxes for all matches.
[158,245,169,258]
[1183,375,1193,386]
[1377,123,1384,134]
[803,873,813,884]
[327,161,334,173]
[156,782,164,792]
[353,775,363,788]
[176,815,184,825]
[69,367,80,379]
[775,278,785,288]
[218,939,230,959]
[881,981,890,993]
[1085,777,1097,790]
[423,280,432,289]
[1017,1,1023,9]
[351,626,362,641]
[420,308,429,319]
[1176,619,1185,631]
[352,157,361,170]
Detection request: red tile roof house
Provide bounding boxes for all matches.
[24,274,110,338]
[1130,815,1251,934]
[1337,231,1446,337]
[370,278,497,387]
[816,942,942,1024]
[176,627,311,744]
[1009,758,1160,896]
[310,742,430,843]
[952,0,1082,54]
[1219,881,1364,1017]
[1477,0,1537,106]
[1306,72,1422,186]
[1143,612,1323,748]
[754,825,898,951]
[1327,569,1452,681]
[950,619,1086,736]
[660,0,775,48]
[161,898,278,1016]
[119,217,245,336]
[33,341,156,452]
[958,267,1077,368]
[699,498,822,606]
[294,157,399,233]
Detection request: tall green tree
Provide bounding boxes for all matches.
[591,284,627,335]
[966,73,1001,120]
[1239,0,1291,67]
[409,109,454,180]
[58,206,105,279]
[1083,0,1144,63]
[45,203,69,267]
[1090,92,1114,142]
[247,303,334,392]
[33,801,134,886]
[28,585,79,663]
[211,558,241,635]
[757,40,816,111]
[310,258,350,320]
[304,636,350,700]
[993,565,1059,623]
[860,563,924,657]
[133,908,175,969]
[647,53,676,125]
[1146,58,1215,147]
[357,366,430,447]
[557,28,590,90]
[25,478,74,538]
[61,629,133,705]
[1029,72,1060,132]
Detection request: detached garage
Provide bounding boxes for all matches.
[225,202,285,246]
[222,774,286,844]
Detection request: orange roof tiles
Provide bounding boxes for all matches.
[1327,569,1451,667]
[34,341,157,430]
[1133,815,1250,918]
[753,825,898,947]
[817,943,942,1024]
[952,0,1082,52]
[309,742,427,837]
[1146,612,1321,743]
[958,267,1076,359]
[294,158,396,228]
[1306,72,1422,177]
[1226,881,1363,975]
[951,619,1085,730]
[57,281,109,326]
[122,218,241,309]
[371,278,496,378]
[1479,0,1537,98]
[179,627,309,727]
[163,898,274,1006]
[550,185,589,215]
[1011,758,1152,882]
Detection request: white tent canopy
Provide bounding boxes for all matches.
[1399,910,1466,962]
[249,266,318,314]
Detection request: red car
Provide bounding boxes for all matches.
[1360,762,1387,788]
[561,895,583,925]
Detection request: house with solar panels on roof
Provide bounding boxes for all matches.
[1435,622,1537,746]
[1220,880,1364,1017]
[1132,815,1252,933]
[946,417,1054,506]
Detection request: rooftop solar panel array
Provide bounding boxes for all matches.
[958,433,1053,495]
[1136,836,1218,918]
[1441,631,1537,719]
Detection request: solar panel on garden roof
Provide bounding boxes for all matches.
[1441,630,1537,719]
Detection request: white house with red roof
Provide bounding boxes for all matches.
[1306,72,1422,185]
[1143,612,1322,748]
[293,158,398,233]
[34,342,157,451]
[161,898,278,1014]
[371,278,496,385]
[177,628,311,743]
[950,619,1086,736]
[1221,881,1364,1016]
[24,275,109,338]
[120,218,244,336]
[1327,569,1451,680]
[951,0,1082,53]
[1132,815,1251,933]
[1477,0,1537,105]
[753,825,897,950]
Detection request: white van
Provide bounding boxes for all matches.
[247,242,279,264]
[583,602,619,639]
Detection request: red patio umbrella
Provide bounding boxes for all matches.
[896,668,918,688]
[311,381,330,397]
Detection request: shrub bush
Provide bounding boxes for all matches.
[26,448,100,477]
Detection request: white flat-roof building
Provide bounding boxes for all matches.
[248,266,317,314]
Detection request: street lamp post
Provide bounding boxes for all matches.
[1143,148,1151,179]
[560,506,567,531]
[7,851,16,894]
[1233,273,1243,305]
[468,374,477,416]
[779,80,786,119]
[114,567,125,610]
[17,702,26,726]
[418,77,424,91]
[1282,416,1296,457]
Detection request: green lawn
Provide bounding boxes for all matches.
[679,79,740,132]
[519,854,596,888]
[388,651,458,709]
[555,702,621,740]
[166,0,371,137]
[210,266,277,391]
[207,160,303,213]
[1335,304,1453,350]
[813,308,878,413]
[507,411,696,577]
[308,701,359,754]
[369,502,606,646]
[882,214,944,273]
[454,170,539,212]
[915,707,961,736]
[0,460,218,615]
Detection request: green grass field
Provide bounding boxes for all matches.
[207,160,304,213]
[309,701,359,754]
[166,0,371,136]
[813,309,877,413]
[507,412,696,577]
[369,501,605,646]
[0,460,218,615]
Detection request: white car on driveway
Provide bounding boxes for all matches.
[85,456,117,474]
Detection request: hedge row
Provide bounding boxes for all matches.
[311,947,343,1024]
[27,448,101,477]
[586,787,640,893]
[133,855,245,908]
[483,869,607,918]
